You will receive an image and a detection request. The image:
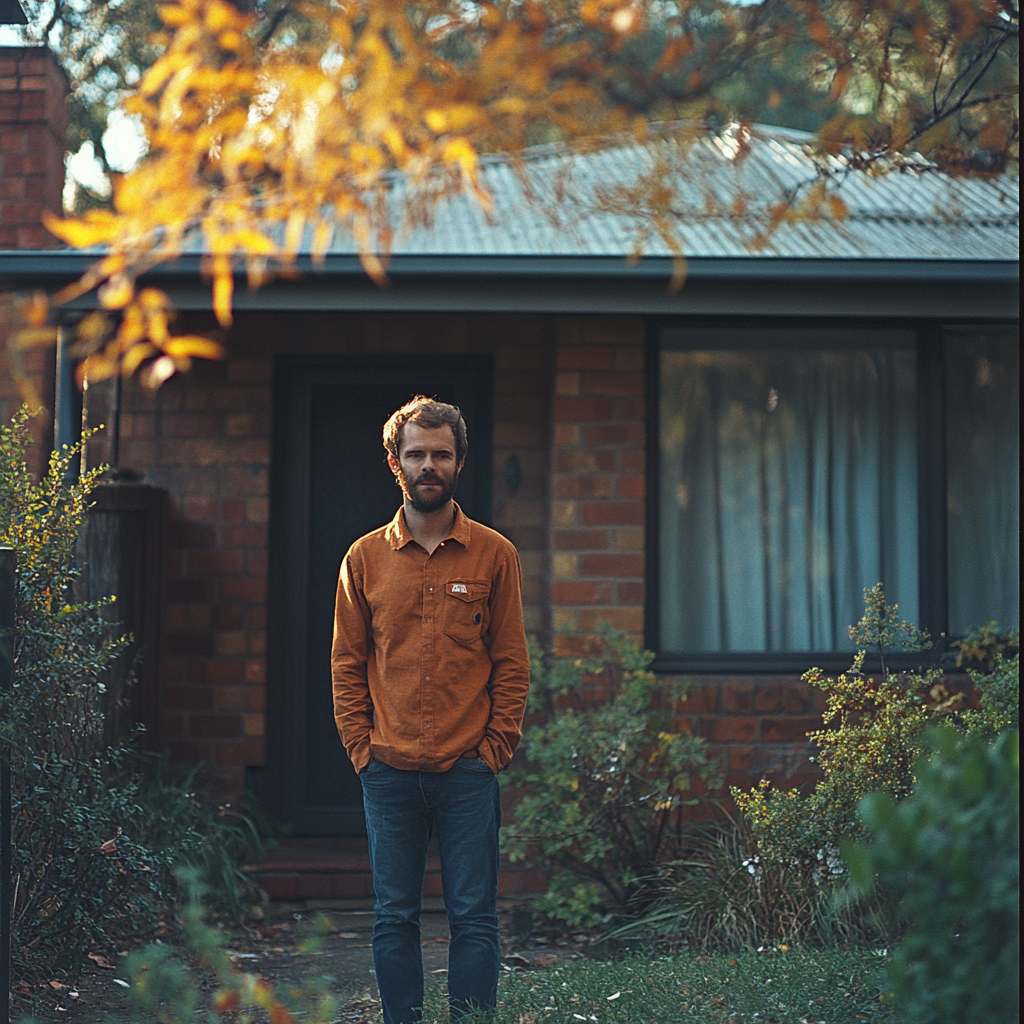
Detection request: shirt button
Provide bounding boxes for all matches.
[429,587,433,592]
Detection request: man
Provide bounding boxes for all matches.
[332,395,531,1024]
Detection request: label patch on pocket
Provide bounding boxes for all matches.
[450,583,468,594]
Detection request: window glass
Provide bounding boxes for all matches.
[945,328,1020,635]
[660,330,918,653]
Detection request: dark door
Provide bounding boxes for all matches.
[268,355,493,835]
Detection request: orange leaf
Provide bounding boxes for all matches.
[140,354,177,389]
[99,276,135,310]
[808,17,829,45]
[23,290,50,327]
[213,989,241,1014]
[42,210,118,249]
[269,1001,293,1024]
[212,266,234,328]
[122,342,158,377]
[163,336,226,361]
[13,328,59,349]
[828,195,848,219]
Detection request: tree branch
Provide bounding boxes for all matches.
[41,0,64,44]
[257,1,294,49]
[946,31,1011,116]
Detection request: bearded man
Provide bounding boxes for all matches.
[331,395,530,1024]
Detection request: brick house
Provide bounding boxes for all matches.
[1,45,1019,898]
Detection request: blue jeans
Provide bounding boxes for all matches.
[360,757,501,1024]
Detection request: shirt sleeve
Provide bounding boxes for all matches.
[479,544,531,772]
[331,547,374,773]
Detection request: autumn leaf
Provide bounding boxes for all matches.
[9,0,1014,395]
[213,989,241,1014]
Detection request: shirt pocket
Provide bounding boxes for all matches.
[442,580,489,648]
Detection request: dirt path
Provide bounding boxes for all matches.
[15,903,590,1023]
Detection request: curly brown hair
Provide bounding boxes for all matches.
[382,395,468,465]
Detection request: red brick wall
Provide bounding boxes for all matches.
[0,46,67,472]
[550,316,646,638]
[680,675,826,795]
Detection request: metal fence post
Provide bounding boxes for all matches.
[0,547,14,1024]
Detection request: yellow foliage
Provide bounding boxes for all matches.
[10,0,1016,390]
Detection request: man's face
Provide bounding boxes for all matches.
[389,422,464,513]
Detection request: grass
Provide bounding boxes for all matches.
[421,946,903,1024]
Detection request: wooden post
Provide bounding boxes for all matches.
[0,547,14,1024]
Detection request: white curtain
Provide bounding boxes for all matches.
[945,328,1020,635]
[660,331,918,653]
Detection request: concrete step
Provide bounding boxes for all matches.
[247,837,546,902]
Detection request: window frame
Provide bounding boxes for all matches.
[645,315,1017,674]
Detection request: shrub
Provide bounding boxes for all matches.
[956,623,1019,738]
[0,410,171,976]
[844,726,1019,1024]
[732,585,938,870]
[502,623,719,927]
[0,410,268,981]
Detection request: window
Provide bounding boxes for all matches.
[652,324,1019,667]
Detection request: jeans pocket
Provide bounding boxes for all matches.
[361,757,388,776]
[457,756,494,774]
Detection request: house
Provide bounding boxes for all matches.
[1,44,1018,899]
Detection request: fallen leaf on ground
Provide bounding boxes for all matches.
[49,982,69,990]
[87,953,116,969]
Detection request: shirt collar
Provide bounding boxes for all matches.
[386,502,471,550]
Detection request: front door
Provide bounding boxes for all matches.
[269,354,493,834]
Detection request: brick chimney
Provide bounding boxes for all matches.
[0,46,68,249]
[0,45,68,462]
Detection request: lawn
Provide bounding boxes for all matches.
[421,946,902,1024]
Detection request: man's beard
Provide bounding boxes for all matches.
[400,469,459,513]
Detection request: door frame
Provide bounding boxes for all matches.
[265,352,494,834]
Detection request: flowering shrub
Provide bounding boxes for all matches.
[732,585,935,870]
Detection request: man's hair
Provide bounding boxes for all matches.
[383,396,468,465]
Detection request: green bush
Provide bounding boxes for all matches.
[844,727,1019,1024]
[956,623,1019,737]
[502,623,719,927]
[0,410,168,975]
[0,410,268,981]
[732,585,938,870]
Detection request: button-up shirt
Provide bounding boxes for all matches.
[331,503,530,774]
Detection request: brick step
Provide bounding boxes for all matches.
[247,837,547,901]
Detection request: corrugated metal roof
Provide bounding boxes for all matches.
[315,124,1018,261]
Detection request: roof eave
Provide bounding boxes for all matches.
[0,250,1018,283]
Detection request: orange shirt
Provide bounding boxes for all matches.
[331,503,530,774]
